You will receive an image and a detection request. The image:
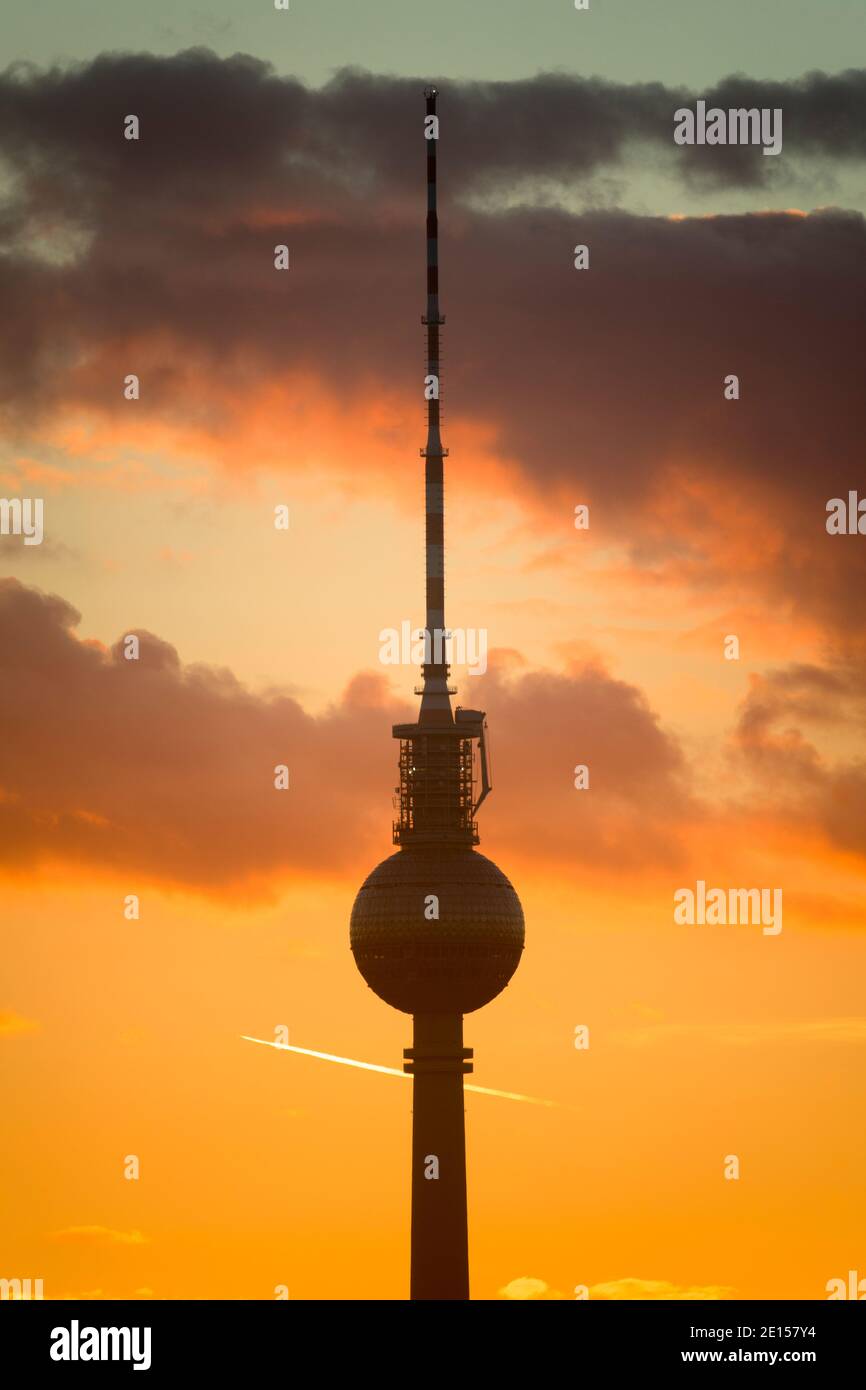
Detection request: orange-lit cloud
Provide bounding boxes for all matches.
[732,663,866,859]
[588,1278,736,1301]
[499,1276,567,1300]
[0,578,696,893]
[5,575,866,901]
[498,1275,735,1300]
[49,1227,150,1247]
[0,1008,39,1037]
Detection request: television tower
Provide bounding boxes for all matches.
[350,88,525,1301]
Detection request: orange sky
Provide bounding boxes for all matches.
[3,400,865,1298]
[2,53,865,1302]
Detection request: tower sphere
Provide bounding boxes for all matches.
[350,847,525,1015]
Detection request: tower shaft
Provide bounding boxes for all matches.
[404,1013,473,1299]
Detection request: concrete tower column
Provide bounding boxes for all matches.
[404,1013,473,1300]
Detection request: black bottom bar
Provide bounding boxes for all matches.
[1,1299,860,1375]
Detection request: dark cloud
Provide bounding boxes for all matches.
[673,68,866,187]
[0,578,393,891]
[468,659,696,872]
[4,201,864,636]
[733,661,866,859]
[1,53,864,209]
[0,53,864,638]
[0,579,694,891]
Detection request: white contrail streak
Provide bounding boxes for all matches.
[241,1035,560,1108]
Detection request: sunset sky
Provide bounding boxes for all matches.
[2,1,865,1301]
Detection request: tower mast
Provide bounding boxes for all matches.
[408,86,471,1301]
[349,87,525,1303]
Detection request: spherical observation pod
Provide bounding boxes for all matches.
[350,847,525,1015]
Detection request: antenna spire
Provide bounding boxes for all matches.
[419,86,452,726]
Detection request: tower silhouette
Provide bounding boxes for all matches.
[350,88,525,1301]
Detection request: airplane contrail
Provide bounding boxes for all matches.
[241,1035,560,1108]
